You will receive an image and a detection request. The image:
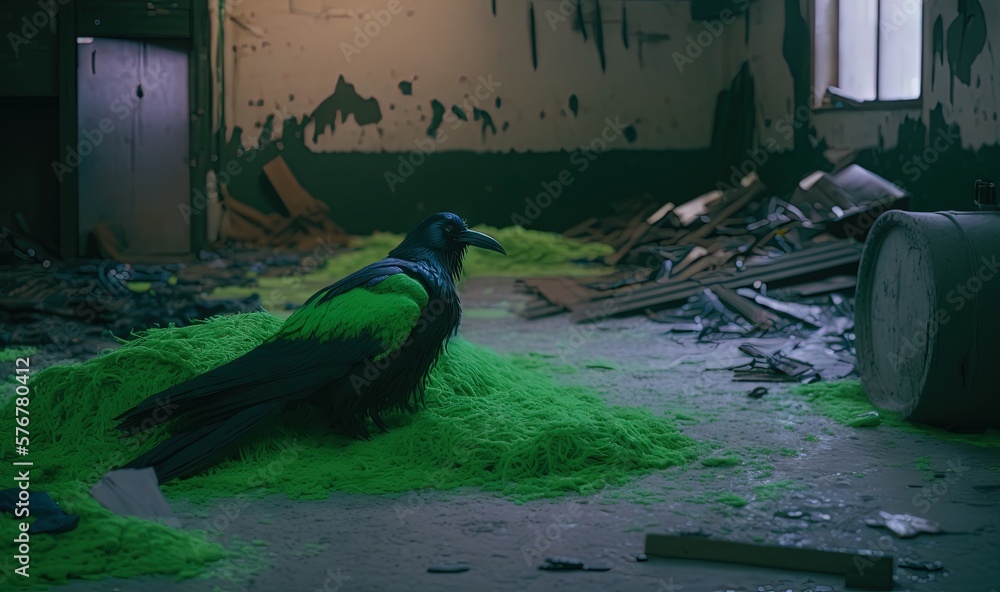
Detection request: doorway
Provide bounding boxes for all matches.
[76,38,190,255]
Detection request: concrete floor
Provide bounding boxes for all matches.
[57,277,1000,591]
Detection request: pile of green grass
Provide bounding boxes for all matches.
[0,312,696,587]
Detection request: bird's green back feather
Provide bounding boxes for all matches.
[274,274,428,355]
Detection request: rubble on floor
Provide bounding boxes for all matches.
[0,232,324,349]
[522,165,906,322]
[519,164,906,383]
[219,155,350,249]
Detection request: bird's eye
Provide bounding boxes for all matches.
[444,225,455,234]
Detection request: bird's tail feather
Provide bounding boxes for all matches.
[113,339,354,482]
[124,400,284,483]
[115,342,337,434]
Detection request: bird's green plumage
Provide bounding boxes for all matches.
[111,213,492,483]
[272,274,429,358]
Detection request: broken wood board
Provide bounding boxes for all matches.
[604,202,675,266]
[670,249,733,282]
[263,155,329,219]
[569,240,863,322]
[221,185,294,237]
[667,246,708,278]
[711,284,782,330]
[682,180,767,243]
[783,274,857,297]
[645,534,894,590]
[671,190,723,227]
[736,288,823,326]
[520,277,603,310]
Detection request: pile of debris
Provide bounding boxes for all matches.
[521,164,907,327]
[220,155,350,250]
[0,252,267,351]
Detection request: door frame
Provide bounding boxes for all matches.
[57,1,211,258]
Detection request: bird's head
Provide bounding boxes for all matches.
[389,212,506,280]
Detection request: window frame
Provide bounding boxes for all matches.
[810,0,924,111]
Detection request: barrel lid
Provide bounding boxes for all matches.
[856,212,934,416]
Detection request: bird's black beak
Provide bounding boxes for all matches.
[456,229,506,255]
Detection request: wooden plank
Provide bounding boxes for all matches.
[262,155,329,219]
[645,534,894,590]
[684,180,766,242]
[784,274,857,296]
[521,277,599,309]
[220,185,281,232]
[671,190,723,227]
[668,246,708,277]
[711,284,781,329]
[569,240,862,322]
[670,249,732,282]
[603,202,675,266]
[610,213,646,250]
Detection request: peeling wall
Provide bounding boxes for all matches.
[810,0,998,152]
[222,0,725,153]
[721,0,998,151]
[210,0,998,231]
[721,0,998,209]
[212,0,749,232]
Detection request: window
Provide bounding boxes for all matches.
[813,0,923,106]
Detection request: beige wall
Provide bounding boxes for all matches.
[215,0,737,153]
[211,0,997,168]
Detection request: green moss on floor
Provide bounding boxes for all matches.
[685,491,749,508]
[791,381,1000,448]
[752,480,807,501]
[209,225,612,310]
[0,312,698,587]
[713,492,750,507]
[0,347,36,363]
[700,455,741,467]
[0,494,225,590]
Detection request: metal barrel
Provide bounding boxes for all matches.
[855,209,1000,429]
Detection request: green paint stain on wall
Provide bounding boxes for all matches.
[309,75,382,142]
[946,0,988,101]
[473,108,497,139]
[932,15,944,89]
[427,99,446,137]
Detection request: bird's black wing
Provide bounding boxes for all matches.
[115,259,431,482]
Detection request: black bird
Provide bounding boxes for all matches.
[115,213,505,483]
